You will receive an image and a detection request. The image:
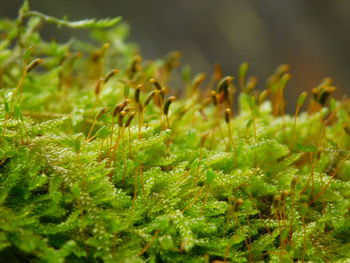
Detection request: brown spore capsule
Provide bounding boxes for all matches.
[94,78,103,95]
[150,78,162,91]
[134,85,141,104]
[125,112,136,127]
[25,58,44,74]
[217,76,234,93]
[217,76,233,103]
[104,69,119,83]
[163,96,176,115]
[236,198,244,206]
[118,111,126,127]
[211,90,218,106]
[258,89,269,104]
[224,108,231,124]
[144,90,156,106]
[233,198,244,211]
[113,99,130,117]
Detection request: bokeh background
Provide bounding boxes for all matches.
[2,0,350,109]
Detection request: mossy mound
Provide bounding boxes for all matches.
[0,2,349,263]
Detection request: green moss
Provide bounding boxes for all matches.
[0,2,349,262]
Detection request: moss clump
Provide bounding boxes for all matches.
[0,2,349,263]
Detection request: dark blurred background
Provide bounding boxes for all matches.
[1,0,350,107]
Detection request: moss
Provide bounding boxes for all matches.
[0,2,349,262]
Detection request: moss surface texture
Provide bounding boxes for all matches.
[0,2,349,263]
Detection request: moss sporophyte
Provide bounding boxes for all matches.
[0,2,349,262]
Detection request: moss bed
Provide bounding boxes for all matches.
[0,2,349,263]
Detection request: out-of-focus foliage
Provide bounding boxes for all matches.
[0,2,349,262]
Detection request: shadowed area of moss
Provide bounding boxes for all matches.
[0,2,349,263]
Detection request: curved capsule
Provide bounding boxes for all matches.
[125,112,136,127]
[26,58,44,74]
[144,90,156,106]
[163,96,176,115]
